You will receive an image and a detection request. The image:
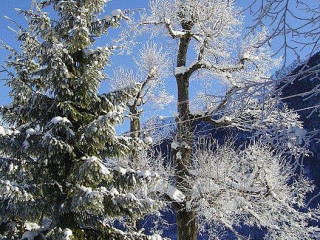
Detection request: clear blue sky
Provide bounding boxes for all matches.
[0,0,30,106]
[0,0,305,133]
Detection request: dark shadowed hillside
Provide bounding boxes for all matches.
[281,52,320,208]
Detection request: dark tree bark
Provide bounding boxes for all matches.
[128,77,151,167]
[174,21,198,240]
[129,104,141,167]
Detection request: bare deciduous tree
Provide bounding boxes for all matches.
[117,0,320,239]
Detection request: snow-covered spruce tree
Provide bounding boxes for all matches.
[0,1,163,239]
[118,0,320,239]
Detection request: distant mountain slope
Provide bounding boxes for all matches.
[280,51,320,208]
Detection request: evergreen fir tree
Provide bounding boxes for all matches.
[0,1,162,239]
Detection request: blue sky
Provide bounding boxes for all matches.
[0,0,30,106]
[0,0,308,133]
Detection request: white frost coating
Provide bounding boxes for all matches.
[83,48,94,56]
[5,129,13,135]
[288,126,307,144]
[189,108,204,115]
[171,140,179,150]
[144,136,153,144]
[176,151,182,160]
[111,9,122,17]
[114,166,127,175]
[155,180,185,202]
[86,156,110,175]
[149,234,162,240]
[51,116,71,125]
[145,197,155,207]
[35,124,40,132]
[105,15,112,21]
[26,128,36,135]
[166,184,185,202]
[8,163,14,172]
[213,116,233,124]
[87,156,99,162]
[128,98,135,106]
[0,126,5,136]
[80,185,92,193]
[0,126,19,136]
[164,18,186,37]
[174,66,187,75]
[138,170,151,178]
[13,130,20,135]
[79,186,102,199]
[109,187,119,195]
[125,192,136,201]
[63,228,72,240]
[99,164,110,175]
[25,222,40,231]
[242,52,251,60]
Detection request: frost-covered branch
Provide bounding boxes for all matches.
[185,138,318,239]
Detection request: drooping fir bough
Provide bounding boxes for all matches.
[0,1,165,239]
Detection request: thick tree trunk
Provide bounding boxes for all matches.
[175,74,198,240]
[129,105,141,167]
[174,25,198,240]
[129,105,142,230]
[177,208,198,240]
